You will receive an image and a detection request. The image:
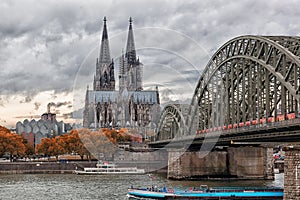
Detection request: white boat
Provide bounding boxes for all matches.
[74,162,145,175]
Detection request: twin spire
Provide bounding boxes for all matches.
[99,16,111,65]
[99,16,136,65]
[126,17,137,64]
[96,16,141,92]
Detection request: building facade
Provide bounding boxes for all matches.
[16,104,72,148]
[83,17,160,132]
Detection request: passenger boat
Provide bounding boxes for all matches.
[127,185,283,199]
[74,161,145,175]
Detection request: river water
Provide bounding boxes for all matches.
[0,173,284,200]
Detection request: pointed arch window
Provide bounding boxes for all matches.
[104,71,108,86]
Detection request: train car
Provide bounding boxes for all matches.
[268,117,275,123]
[260,118,266,124]
[251,120,258,125]
[277,115,284,121]
[286,113,295,120]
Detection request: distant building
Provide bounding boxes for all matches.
[16,104,72,148]
[83,17,160,134]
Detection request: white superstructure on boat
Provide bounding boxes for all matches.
[74,162,145,175]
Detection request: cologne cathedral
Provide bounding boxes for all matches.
[83,17,160,131]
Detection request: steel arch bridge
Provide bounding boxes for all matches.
[155,35,300,142]
[155,104,189,141]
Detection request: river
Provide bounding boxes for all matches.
[0,173,284,200]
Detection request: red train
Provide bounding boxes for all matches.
[196,112,297,134]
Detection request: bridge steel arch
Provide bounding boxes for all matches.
[155,104,189,141]
[187,35,300,134]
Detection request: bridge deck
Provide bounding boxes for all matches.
[150,118,300,148]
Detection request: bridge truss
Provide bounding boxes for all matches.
[156,35,300,141]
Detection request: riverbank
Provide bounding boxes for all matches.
[0,161,167,174]
[0,161,97,174]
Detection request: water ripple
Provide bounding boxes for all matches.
[0,173,283,200]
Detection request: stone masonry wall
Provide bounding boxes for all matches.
[284,146,300,200]
[228,147,265,179]
[168,150,184,179]
[168,150,228,179]
[264,147,275,179]
[168,146,274,180]
[114,149,168,173]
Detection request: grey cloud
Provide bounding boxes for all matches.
[62,112,72,120]
[62,108,83,120]
[34,102,41,110]
[1,0,300,123]
[56,101,72,108]
[48,101,71,109]
[19,96,32,104]
[160,88,174,103]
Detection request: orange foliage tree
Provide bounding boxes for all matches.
[102,128,132,144]
[36,137,66,160]
[36,129,90,160]
[77,128,132,160]
[61,129,90,160]
[0,126,27,159]
[78,128,117,160]
[35,128,134,161]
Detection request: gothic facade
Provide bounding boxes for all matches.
[83,17,160,131]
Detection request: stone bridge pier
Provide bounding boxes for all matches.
[167,146,274,180]
[283,146,300,200]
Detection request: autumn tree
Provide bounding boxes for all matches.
[36,137,66,160]
[35,127,134,161]
[0,126,27,160]
[62,129,90,160]
[77,128,119,160]
[23,139,35,158]
[101,128,132,144]
[35,129,90,161]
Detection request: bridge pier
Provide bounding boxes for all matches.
[168,149,228,179]
[283,146,300,200]
[228,146,274,179]
[167,146,274,180]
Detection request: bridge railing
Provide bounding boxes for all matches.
[151,118,300,142]
[210,118,300,135]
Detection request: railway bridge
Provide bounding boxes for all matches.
[150,35,300,180]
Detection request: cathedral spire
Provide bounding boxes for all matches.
[125,17,137,64]
[94,16,115,91]
[99,16,111,65]
[102,17,108,41]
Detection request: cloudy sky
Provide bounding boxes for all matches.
[1,0,300,127]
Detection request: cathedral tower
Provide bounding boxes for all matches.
[124,17,143,91]
[93,17,115,91]
[83,17,160,130]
